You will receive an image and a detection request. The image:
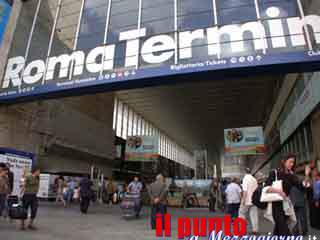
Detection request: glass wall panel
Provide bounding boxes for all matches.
[178,0,213,31]
[77,0,109,52]
[107,0,139,44]
[216,0,257,25]
[9,0,39,58]
[7,0,40,89]
[47,0,82,82]
[142,0,174,36]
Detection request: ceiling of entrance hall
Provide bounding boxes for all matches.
[116,77,279,152]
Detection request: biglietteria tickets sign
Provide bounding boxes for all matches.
[1,5,320,101]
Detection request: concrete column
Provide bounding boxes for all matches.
[0,93,116,175]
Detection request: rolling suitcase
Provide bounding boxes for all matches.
[7,195,19,208]
[9,203,28,220]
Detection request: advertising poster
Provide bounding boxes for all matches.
[37,173,59,199]
[0,0,11,45]
[174,179,212,196]
[125,136,159,162]
[0,149,33,196]
[224,126,265,156]
[37,174,50,198]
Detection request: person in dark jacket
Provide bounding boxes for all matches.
[79,175,93,214]
[306,167,320,230]
[0,163,9,217]
[265,154,310,236]
[2,164,14,219]
[148,174,168,229]
[5,163,14,195]
[21,166,40,230]
[209,180,218,212]
[289,185,308,236]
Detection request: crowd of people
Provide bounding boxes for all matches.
[0,163,168,231]
[210,153,320,236]
[54,176,80,207]
[2,153,320,236]
[0,163,41,230]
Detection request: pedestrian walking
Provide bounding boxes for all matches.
[66,178,77,204]
[239,168,259,235]
[21,166,41,230]
[4,163,15,219]
[0,163,9,217]
[79,175,93,214]
[225,178,242,220]
[306,167,320,230]
[209,180,218,212]
[56,176,66,207]
[128,176,143,218]
[148,174,168,230]
[4,163,14,195]
[290,185,308,236]
[106,178,116,206]
[219,179,228,212]
[264,154,310,236]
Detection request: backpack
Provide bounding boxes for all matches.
[252,185,268,210]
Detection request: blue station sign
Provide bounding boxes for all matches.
[0,2,320,102]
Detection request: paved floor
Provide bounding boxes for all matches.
[1,202,319,240]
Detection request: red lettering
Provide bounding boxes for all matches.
[164,214,171,237]
[178,218,191,239]
[193,218,207,237]
[208,217,222,234]
[156,214,163,237]
[233,217,247,236]
[155,215,247,238]
[156,214,171,237]
[223,215,232,236]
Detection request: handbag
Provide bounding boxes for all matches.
[252,186,268,209]
[261,170,284,202]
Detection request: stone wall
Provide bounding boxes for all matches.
[0,1,116,175]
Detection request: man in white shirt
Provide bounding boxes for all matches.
[225,178,242,220]
[239,168,259,235]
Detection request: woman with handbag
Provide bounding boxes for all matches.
[264,154,310,236]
